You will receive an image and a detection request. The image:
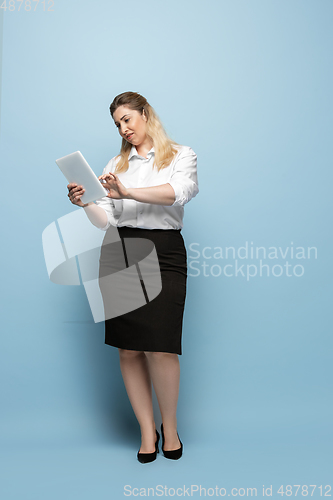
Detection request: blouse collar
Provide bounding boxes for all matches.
[128,145,155,160]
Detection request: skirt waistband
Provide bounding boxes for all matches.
[116,226,181,233]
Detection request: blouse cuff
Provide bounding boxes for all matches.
[98,217,111,231]
[168,180,187,207]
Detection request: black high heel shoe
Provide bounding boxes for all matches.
[137,429,160,464]
[161,423,183,460]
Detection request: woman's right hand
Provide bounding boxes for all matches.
[67,183,87,207]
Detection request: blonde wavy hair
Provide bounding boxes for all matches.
[109,91,179,174]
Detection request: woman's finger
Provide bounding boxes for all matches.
[69,188,85,202]
[69,185,84,195]
[99,173,115,181]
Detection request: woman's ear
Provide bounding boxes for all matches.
[142,110,147,121]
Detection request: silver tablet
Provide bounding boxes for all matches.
[56,151,109,204]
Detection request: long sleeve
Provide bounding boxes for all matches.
[168,146,199,207]
[94,159,121,231]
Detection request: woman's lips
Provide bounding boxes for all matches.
[126,133,134,140]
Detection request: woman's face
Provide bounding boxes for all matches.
[113,105,148,147]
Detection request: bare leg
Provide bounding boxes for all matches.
[145,352,181,451]
[118,348,157,453]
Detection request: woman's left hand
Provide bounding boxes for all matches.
[98,173,130,200]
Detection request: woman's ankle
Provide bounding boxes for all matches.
[139,423,158,453]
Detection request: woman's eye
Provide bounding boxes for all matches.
[125,119,129,123]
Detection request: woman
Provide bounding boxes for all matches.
[67,91,199,463]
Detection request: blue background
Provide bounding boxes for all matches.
[1,0,332,498]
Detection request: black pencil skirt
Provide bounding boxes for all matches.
[98,225,187,355]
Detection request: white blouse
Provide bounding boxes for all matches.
[95,144,199,230]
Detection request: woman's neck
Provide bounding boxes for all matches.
[136,138,153,159]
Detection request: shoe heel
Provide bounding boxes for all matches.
[160,423,183,460]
